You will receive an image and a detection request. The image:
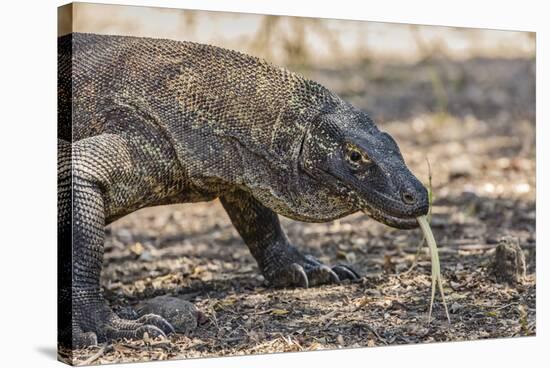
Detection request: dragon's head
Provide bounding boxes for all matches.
[293,103,429,229]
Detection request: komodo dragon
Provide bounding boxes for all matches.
[58,33,429,348]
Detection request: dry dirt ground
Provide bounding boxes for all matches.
[60,57,535,365]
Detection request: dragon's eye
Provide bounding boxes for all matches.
[350,151,362,162]
[345,144,372,167]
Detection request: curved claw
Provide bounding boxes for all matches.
[307,265,341,286]
[137,313,176,335]
[332,264,361,281]
[104,323,166,341]
[289,263,309,288]
[134,325,166,339]
[95,311,176,343]
[262,246,360,289]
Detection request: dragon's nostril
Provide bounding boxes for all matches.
[401,191,416,205]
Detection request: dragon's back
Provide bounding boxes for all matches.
[58,33,333,147]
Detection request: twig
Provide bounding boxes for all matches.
[80,343,107,366]
[366,325,387,345]
[462,302,519,311]
[278,333,303,351]
[322,310,339,329]
[321,310,338,320]
[149,339,173,350]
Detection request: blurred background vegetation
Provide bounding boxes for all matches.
[60,2,535,200]
[61,3,535,65]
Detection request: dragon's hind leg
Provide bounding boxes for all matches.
[221,189,360,288]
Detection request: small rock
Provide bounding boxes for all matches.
[352,237,367,247]
[136,295,205,334]
[116,228,134,244]
[129,242,144,256]
[450,302,462,313]
[450,281,462,291]
[139,250,154,262]
[490,236,526,284]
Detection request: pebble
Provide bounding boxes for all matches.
[136,295,204,334]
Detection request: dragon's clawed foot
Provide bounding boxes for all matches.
[262,244,360,288]
[72,305,175,348]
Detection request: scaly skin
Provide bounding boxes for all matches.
[58,33,428,348]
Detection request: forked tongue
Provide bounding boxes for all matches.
[417,215,451,323]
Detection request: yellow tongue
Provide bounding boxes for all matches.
[417,215,451,323]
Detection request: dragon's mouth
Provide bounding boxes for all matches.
[361,202,419,229]
[309,167,424,229]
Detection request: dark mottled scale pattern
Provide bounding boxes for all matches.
[57,32,412,350]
